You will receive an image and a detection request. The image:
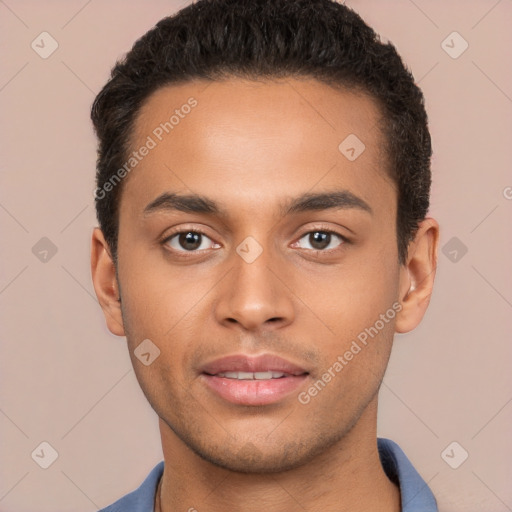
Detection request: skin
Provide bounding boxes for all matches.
[91,78,439,512]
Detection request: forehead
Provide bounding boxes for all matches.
[132,78,384,151]
[122,77,394,216]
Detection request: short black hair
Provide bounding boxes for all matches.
[91,0,432,265]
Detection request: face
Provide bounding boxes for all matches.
[98,78,410,472]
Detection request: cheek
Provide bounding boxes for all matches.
[300,253,400,397]
[117,252,211,384]
[309,256,399,345]
[117,245,198,335]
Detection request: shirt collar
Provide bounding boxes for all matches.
[100,437,437,511]
[378,437,438,511]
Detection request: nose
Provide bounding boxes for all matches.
[213,241,295,332]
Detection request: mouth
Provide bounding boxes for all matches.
[213,371,294,380]
[200,354,309,406]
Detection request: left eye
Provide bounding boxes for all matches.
[165,231,218,252]
[295,231,346,251]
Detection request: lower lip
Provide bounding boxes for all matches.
[201,374,308,406]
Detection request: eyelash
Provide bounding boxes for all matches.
[161,225,349,259]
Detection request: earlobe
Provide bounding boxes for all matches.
[90,228,125,336]
[395,218,439,334]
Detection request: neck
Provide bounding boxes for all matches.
[156,399,400,512]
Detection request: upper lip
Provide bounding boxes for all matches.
[201,354,308,376]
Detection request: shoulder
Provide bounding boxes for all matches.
[98,461,164,512]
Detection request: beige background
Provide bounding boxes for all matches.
[1,0,511,511]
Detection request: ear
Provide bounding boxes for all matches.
[90,227,125,336]
[395,218,439,333]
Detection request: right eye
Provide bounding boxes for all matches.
[163,230,221,253]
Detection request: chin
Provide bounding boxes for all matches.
[198,449,306,474]
[189,435,332,474]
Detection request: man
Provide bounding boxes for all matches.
[90,0,439,510]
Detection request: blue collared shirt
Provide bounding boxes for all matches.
[99,437,438,511]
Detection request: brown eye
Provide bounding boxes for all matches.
[165,231,217,252]
[296,231,346,251]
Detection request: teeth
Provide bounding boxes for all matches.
[216,371,287,380]
[254,371,273,380]
[222,371,239,379]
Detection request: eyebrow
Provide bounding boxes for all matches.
[143,190,372,218]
